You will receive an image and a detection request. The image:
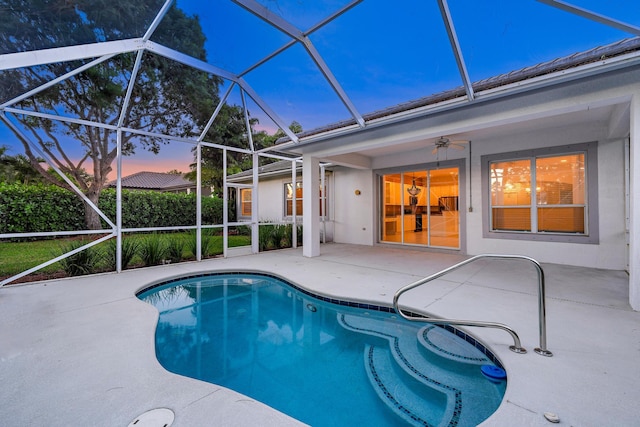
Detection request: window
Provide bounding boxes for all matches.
[285,182,303,216]
[239,188,252,217]
[284,181,328,217]
[482,142,598,243]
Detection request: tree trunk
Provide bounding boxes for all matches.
[84,189,103,230]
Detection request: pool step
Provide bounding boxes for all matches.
[393,327,504,427]
[364,344,449,427]
[339,314,459,426]
[340,313,505,427]
[417,325,491,365]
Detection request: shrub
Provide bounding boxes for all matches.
[236,225,251,236]
[0,183,85,237]
[258,224,274,251]
[166,236,186,263]
[203,196,234,225]
[271,224,289,248]
[55,240,103,276]
[99,189,195,229]
[104,237,139,270]
[258,223,299,251]
[139,233,167,266]
[187,229,214,259]
[283,223,293,247]
[99,189,229,229]
[0,184,232,237]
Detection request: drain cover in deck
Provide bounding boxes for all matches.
[128,408,174,427]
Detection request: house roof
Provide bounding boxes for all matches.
[227,160,301,182]
[281,37,640,143]
[109,171,194,190]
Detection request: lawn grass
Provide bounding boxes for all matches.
[0,239,63,275]
[0,232,252,280]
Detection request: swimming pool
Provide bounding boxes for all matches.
[138,273,506,426]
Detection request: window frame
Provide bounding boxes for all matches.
[238,188,252,219]
[481,142,599,244]
[284,181,304,217]
[283,179,329,219]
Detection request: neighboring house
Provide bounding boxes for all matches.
[230,37,640,308]
[109,171,213,196]
[228,160,334,241]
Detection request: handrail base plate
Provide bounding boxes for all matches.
[534,348,553,357]
[509,345,527,354]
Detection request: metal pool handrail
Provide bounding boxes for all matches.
[392,254,553,357]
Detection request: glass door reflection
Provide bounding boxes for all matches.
[428,168,459,248]
[381,167,459,248]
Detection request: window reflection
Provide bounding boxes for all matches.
[490,154,586,233]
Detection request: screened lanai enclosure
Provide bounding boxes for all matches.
[1,0,639,287]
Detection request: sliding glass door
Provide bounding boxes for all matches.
[381,167,459,248]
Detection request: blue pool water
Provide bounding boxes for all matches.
[138,273,506,427]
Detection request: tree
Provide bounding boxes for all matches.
[184,104,254,194]
[0,145,46,184]
[0,0,221,229]
[185,118,303,196]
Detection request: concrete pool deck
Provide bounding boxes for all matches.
[1,243,638,426]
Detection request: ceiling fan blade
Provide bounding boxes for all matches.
[431,147,438,155]
[450,144,465,150]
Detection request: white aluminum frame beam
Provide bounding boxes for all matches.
[232,0,365,128]
[238,78,299,143]
[199,83,236,141]
[3,105,254,155]
[117,50,145,127]
[306,0,364,34]
[196,142,202,261]
[241,89,255,152]
[143,0,175,41]
[0,39,144,71]
[2,106,117,130]
[115,129,124,272]
[144,41,298,146]
[145,40,238,82]
[251,152,259,253]
[1,38,299,150]
[437,0,475,101]
[240,40,297,77]
[1,54,117,108]
[238,0,363,76]
[0,233,114,287]
[538,0,640,36]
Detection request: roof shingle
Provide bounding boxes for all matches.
[109,171,194,190]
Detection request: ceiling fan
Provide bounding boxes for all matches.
[431,136,468,155]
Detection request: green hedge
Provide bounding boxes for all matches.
[99,188,231,228]
[0,183,85,234]
[0,184,234,235]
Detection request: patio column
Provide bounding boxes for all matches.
[630,93,640,311]
[303,154,320,257]
[251,152,259,254]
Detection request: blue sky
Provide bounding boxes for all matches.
[1,0,638,175]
